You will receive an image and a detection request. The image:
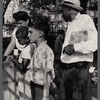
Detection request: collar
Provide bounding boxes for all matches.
[75,13,81,19]
[37,41,47,48]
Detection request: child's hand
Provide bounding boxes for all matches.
[6,55,14,61]
[21,68,28,74]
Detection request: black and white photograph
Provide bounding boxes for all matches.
[2,0,98,100]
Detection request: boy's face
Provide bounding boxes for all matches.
[18,37,29,45]
[28,27,39,43]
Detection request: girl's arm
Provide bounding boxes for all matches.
[4,31,16,57]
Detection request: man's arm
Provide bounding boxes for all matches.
[74,16,97,54]
[63,16,97,55]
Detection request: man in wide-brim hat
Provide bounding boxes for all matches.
[59,0,84,22]
[60,0,83,11]
[58,0,98,100]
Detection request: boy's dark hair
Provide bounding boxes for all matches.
[16,26,28,39]
[57,29,65,35]
[13,11,31,26]
[30,13,50,35]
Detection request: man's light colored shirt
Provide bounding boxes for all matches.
[61,13,97,63]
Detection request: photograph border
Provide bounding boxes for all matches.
[0,0,100,100]
[0,0,3,99]
[98,0,100,100]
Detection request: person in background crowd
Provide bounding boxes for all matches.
[59,0,98,100]
[54,29,65,70]
[4,0,19,24]
[50,29,65,100]
[50,29,65,99]
[9,26,35,100]
[28,14,55,100]
[3,11,31,61]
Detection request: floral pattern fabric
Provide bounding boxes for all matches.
[31,41,55,85]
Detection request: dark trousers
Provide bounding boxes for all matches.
[30,81,43,100]
[57,62,92,100]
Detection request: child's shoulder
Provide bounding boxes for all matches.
[39,41,53,52]
[43,43,54,54]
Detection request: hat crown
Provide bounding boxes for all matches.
[63,0,80,6]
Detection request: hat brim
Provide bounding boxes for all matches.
[58,2,83,11]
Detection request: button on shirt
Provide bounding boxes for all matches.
[61,13,97,63]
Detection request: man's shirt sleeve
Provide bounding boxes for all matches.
[74,16,97,54]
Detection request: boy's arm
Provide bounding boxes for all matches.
[12,58,30,74]
[10,58,23,73]
[22,59,30,69]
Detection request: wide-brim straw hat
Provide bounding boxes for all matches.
[59,0,83,11]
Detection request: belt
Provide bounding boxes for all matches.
[61,62,89,70]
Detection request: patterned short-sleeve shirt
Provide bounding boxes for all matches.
[31,41,55,85]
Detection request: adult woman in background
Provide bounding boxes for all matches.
[3,11,31,61]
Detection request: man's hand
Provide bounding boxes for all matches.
[63,44,74,55]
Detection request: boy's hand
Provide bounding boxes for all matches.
[6,55,14,61]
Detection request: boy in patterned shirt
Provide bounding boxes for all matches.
[28,14,55,100]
